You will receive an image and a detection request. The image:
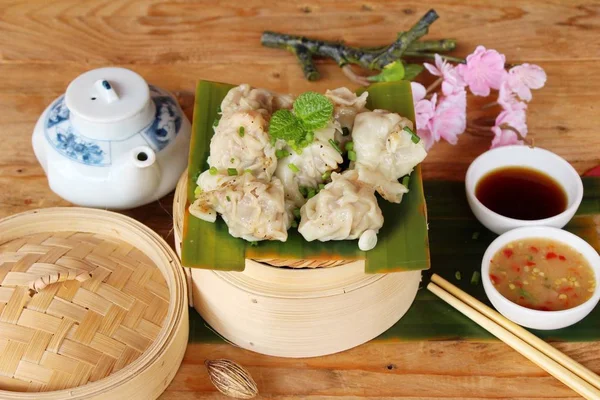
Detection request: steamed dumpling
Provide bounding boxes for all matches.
[189,173,290,242]
[352,110,427,203]
[325,87,369,146]
[275,121,343,208]
[221,84,294,119]
[298,170,383,242]
[207,112,276,180]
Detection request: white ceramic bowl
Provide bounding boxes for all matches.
[482,226,600,330]
[465,146,583,235]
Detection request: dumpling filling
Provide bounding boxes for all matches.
[352,110,427,203]
[275,121,343,208]
[190,173,290,242]
[298,170,383,242]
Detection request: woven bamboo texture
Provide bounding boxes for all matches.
[174,172,349,269]
[0,208,188,400]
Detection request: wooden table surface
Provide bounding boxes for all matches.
[1,1,599,398]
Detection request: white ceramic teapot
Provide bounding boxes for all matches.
[32,67,191,210]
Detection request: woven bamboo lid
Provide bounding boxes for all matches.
[0,208,188,399]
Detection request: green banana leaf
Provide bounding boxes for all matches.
[182,80,429,273]
[189,177,600,343]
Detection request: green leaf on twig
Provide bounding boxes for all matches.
[367,61,405,82]
[403,64,425,80]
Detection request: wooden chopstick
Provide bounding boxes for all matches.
[427,276,600,399]
[431,273,600,391]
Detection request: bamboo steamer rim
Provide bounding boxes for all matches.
[0,208,188,400]
[175,171,351,269]
[173,175,396,301]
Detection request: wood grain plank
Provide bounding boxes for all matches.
[161,342,600,399]
[0,1,599,64]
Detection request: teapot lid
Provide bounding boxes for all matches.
[65,67,150,123]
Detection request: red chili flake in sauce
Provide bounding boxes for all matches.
[503,249,514,258]
[530,246,539,253]
[511,264,521,272]
[559,255,566,261]
[525,261,536,267]
[514,281,523,288]
[546,252,557,260]
[490,274,501,285]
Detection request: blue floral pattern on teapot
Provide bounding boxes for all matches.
[44,85,183,166]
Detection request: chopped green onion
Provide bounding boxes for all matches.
[342,127,350,136]
[230,157,235,164]
[299,186,308,197]
[471,271,481,286]
[238,126,245,137]
[321,171,331,181]
[293,208,301,219]
[328,139,342,154]
[403,126,421,144]
[244,169,252,174]
[249,241,258,247]
[194,186,203,197]
[307,188,316,199]
[305,132,314,143]
[347,150,357,161]
[318,183,325,191]
[401,175,410,188]
[290,220,298,228]
[455,271,462,281]
[288,163,300,173]
[226,195,231,202]
[299,139,308,148]
[276,149,288,159]
[227,168,238,176]
[345,141,354,151]
[472,232,480,240]
[209,166,218,175]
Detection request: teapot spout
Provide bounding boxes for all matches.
[131,146,157,170]
[113,146,162,208]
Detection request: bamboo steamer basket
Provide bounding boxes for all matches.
[0,208,188,399]
[174,174,421,358]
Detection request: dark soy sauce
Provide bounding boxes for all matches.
[475,166,568,220]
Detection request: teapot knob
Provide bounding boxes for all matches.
[94,79,119,104]
[65,67,154,141]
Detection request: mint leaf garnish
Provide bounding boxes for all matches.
[293,92,333,131]
[269,109,306,142]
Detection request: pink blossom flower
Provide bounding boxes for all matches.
[429,89,467,145]
[457,46,507,97]
[416,94,438,150]
[491,128,522,148]
[506,63,547,102]
[490,109,527,148]
[424,54,465,95]
[411,82,436,130]
[498,81,527,111]
[411,82,438,150]
[411,82,427,103]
